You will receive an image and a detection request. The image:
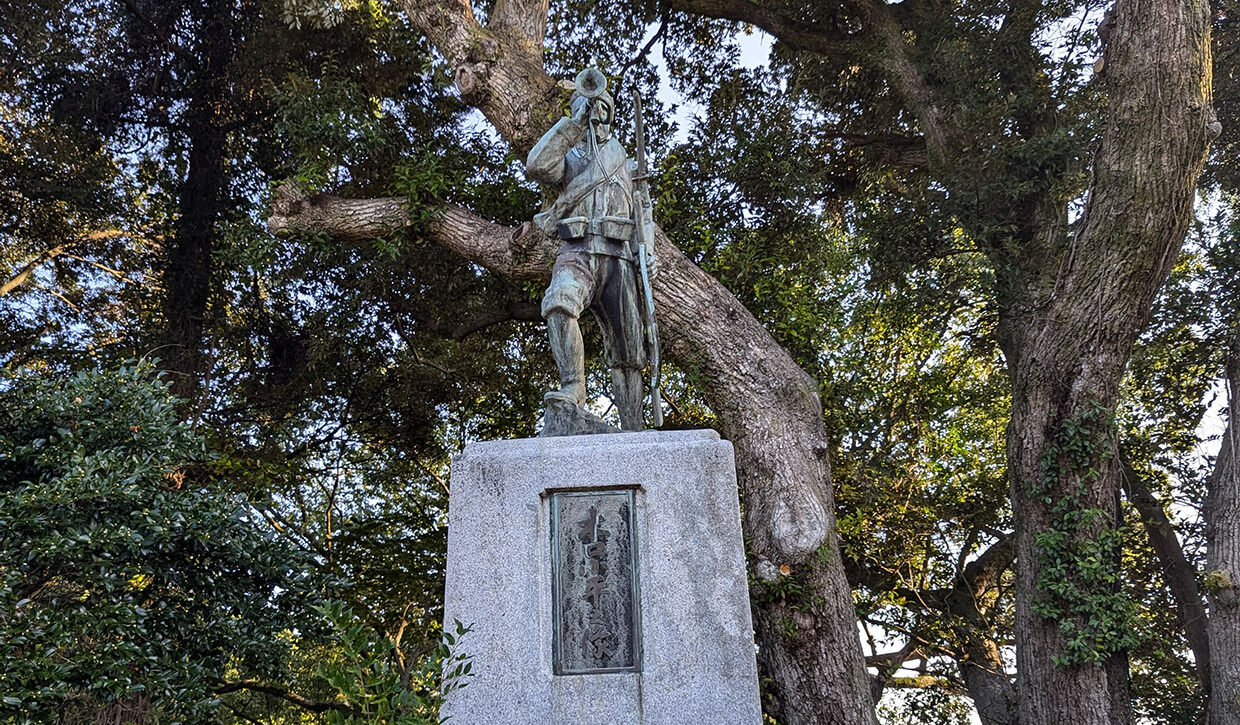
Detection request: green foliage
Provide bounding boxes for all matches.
[0,0,162,365]
[0,364,314,719]
[1028,401,1143,666]
[877,683,976,725]
[315,602,471,725]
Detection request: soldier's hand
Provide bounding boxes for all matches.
[570,99,591,127]
[646,248,659,280]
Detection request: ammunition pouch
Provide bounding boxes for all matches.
[557,215,635,243]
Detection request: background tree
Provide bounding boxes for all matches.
[0,365,317,721]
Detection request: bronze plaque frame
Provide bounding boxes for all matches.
[549,488,641,675]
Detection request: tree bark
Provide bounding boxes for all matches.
[943,538,1020,725]
[1208,331,1240,725]
[398,0,560,157]
[960,636,1019,725]
[1000,1,1214,722]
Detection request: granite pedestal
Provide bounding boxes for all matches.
[441,429,761,725]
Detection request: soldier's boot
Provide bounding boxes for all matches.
[546,311,587,406]
[611,367,644,432]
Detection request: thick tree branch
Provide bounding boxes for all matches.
[1,244,68,297]
[270,186,557,279]
[400,0,560,156]
[447,301,542,339]
[944,536,1018,725]
[855,0,952,166]
[1035,0,1217,364]
[213,680,358,714]
[868,637,922,701]
[269,183,412,243]
[399,0,478,59]
[957,533,1016,596]
[664,0,862,57]
[663,0,954,166]
[1119,453,1210,693]
[391,296,543,341]
[490,0,551,50]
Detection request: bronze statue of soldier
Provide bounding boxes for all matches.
[525,68,660,435]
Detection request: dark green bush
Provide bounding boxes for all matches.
[0,364,312,722]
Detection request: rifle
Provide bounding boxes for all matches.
[630,88,663,428]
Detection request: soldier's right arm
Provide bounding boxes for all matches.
[524,111,588,186]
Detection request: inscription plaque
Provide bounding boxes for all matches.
[550,489,640,674]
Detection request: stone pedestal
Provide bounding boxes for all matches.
[441,429,761,725]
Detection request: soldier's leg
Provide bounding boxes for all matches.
[546,310,586,405]
[542,252,593,406]
[610,366,644,431]
[594,254,648,431]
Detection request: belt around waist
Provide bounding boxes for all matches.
[559,236,635,261]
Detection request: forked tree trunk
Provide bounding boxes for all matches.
[999,1,1215,722]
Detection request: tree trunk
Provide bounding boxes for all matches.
[944,538,1019,725]
[160,0,233,401]
[1208,332,1240,725]
[959,637,1019,725]
[1000,1,1215,722]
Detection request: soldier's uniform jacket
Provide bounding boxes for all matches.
[525,111,648,370]
[525,115,637,261]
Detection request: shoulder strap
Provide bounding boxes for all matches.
[547,149,628,225]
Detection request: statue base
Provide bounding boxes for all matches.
[540,397,620,437]
[441,430,761,724]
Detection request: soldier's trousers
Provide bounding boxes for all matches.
[541,246,647,370]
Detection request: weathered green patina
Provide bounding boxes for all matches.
[525,68,660,436]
